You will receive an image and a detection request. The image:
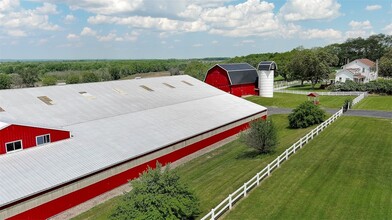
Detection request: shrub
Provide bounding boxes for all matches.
[0,73,11,89]
[42,75,57,86]
[330,80,392,95]
[289,101,326,128]
[81,71,99,83]
[110,162,200,220]
[66,73,80,84]
[241,119,278,154]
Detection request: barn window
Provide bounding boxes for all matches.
[140,85,154,91]
[113,88,127,95]
[163,83,175,88]
[181,81,193,86]
[36,134,51,146]
[5,140,23,153]
[0,107,4,112]
[37,96,54,105]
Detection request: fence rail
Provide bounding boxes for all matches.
[201,92,368,220]
[201,108,344,220]
[274,90,365,96]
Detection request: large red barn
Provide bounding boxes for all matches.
[204,63,258,97]
[0,75,267,219]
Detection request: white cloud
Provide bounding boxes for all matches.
[0,0,19,12]
[211,40,218,44]
[242,40,255,43]
[65,14,75,23]
[7,29,26,37]
[0,2,60,36]
[67,33,79,39]
[349,20,372,30]
[80,27,97,36]
[35,3,58,14]
[301,29,342,39]
[192,43,203,47]
[66,0,144,15]
[279,0,341,21]
[97,33,116,42]
[383,23,392,35]
[365,5,382,11]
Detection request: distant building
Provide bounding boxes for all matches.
[335,59,378,83]
[204,62,277,97]
[0,75,267,219]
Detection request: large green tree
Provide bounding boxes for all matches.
[241,119,278,154]
[0,74,11,89]
[379,48,392,77]
[110,163,200,220]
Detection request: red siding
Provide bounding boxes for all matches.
[6,114,266,220]
[0,125,71,154]
[231,83,257,97]
[204,66,231,93]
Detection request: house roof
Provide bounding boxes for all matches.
[216,63,258,85]
[307,92,319,97]
[356,58,375,67]
[0,75,267,207]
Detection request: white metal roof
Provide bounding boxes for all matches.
[0,75,266,207]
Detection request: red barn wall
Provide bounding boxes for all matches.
[231,84,257,97]
[0,125,71,154]
[2,111,267,220]
[204,66,231,93]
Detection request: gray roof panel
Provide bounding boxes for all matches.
[0,75,266,207]
[217,63,258,85]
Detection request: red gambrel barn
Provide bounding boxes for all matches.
[204,63,258,97]
[0,75,267,219]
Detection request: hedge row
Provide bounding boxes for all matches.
[328,79,392,95]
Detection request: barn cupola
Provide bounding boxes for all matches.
[257,61,277,98]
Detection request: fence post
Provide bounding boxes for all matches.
[244,183,247,197]
[286,149,288,160]
[267,163,271,175]
[277,157,280,167]
[229,194,233,210]
[257,172,260,185]
[211,208,215,220]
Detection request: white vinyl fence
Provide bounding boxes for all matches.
[200,108,344,220]
[274,81,300,90]
[200,92,368,220]
[274,90,365,96]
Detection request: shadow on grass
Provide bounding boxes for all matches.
[236,150,274,160]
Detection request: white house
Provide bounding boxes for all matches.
[335,59,378,83]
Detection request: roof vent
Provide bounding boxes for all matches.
[163,83,175,88]
[181,81,193,86]
[140,85,154,91]
[0,107,4,112]
[113,88,127,95]
[79,91,96,99]
[37,96,54,105]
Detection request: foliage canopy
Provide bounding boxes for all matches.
[241,119,278,154]
[288,101,326,128]
[110,163,200,220]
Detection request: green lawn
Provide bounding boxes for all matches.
[353,95,392,111]
[286,83,329,92]
[225,116,392,220]
[246,93,351,109]
[72,114,315,220]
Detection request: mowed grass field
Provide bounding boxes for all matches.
[286,83,329,92]
[353,95,392,111]
[246,93,352,109]
[225,116,392,220]
[72,114,315,220]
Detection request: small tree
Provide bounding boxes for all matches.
[241,119,278,154]
[0,73,11,89]
[66,73,80,84]
[42,75,57,86]
[110,162,200,220]
[81,71,99,83]
[288,101,326,128]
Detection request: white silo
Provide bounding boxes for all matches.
[257,61,277,98]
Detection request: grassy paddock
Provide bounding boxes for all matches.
[353,95,392,111]
[286,83,329,92]
[246,93,352,109]
[72,114,315,219]
[225,116,392,219]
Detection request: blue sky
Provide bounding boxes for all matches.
[0,0,391,59]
